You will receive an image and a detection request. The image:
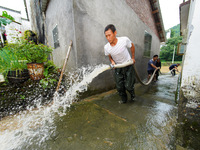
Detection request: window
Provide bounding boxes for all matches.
[52,25,60,49]
[177,43,186,56]
[143,31,152,57]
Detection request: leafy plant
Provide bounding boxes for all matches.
[20,40,53,63]
[0,44,27,75]
[160,24,183,61]
[24,30,37,44]
[8,28,23,43]
[0,11,14,27]
[20,95,25,100]
[160,36,182,61]
[40,61,58,89]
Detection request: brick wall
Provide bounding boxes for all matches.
[126,0,159,38]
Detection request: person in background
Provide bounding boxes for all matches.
[147,55,159,82]
[104,24,136,104]
[169,63,180,76]
[155,58,161,80]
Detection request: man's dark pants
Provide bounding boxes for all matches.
[170,69,176,76]
[114,65,135,103]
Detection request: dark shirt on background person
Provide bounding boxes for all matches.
[155,58,161,80]
[147,55,158,81]
[169,64,180,76]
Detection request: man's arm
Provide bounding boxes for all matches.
[131,43,135,64]
[108,54,115,65]
[151,63,158,69]
[174,66,179,72]
[150,61,160,70]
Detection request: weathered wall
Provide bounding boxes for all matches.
[73,0,161,91]
[177,0,200,149]
[179,1,190,37]
[31,0,161,93]
[30,0,45,43]
[126,0,159,38]
[45,0,77,69]
[180,0,200,113]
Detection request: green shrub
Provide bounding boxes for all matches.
[20,40,53,63]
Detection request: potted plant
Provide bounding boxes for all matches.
[0,43,29,84]
[24,30,37,44]
[20,40,53,80]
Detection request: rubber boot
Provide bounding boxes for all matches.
[118,92,127,103]
[128,90,135,102]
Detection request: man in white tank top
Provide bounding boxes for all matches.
[104,24,136,103]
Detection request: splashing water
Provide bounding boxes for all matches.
[0,64,111,150]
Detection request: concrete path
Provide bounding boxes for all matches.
[37,74,178,150]
[0,74,179,150]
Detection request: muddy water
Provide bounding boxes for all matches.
[0,66,178,150]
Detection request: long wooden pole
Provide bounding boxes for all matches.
[56,40,73,92]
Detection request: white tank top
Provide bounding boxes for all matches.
[104,37,132,64]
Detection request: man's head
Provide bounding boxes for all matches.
[153,55,158,61]
[177,63,180,66]
[104,24,116,33]
[104,24,117,44]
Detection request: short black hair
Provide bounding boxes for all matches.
[153,55,158,58]
[104,24,116,33]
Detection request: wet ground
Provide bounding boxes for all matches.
[0,71,179,150]
[19,74,178,150]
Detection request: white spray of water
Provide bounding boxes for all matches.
[0,64,110,150]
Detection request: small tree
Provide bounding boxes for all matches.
[160,24,183,62]
[160,36,182,61]
[170,29,175,38]
[0,11,15,47]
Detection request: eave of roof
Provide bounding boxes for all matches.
[149,0,166,42]
[41,0,50,12]
[179,0,190,36]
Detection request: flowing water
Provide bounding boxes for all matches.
[0,64,110,150]
[0,65,178,150]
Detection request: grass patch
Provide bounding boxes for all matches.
[161,61,182,66]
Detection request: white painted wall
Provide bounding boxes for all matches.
[181,0,200,108]
[0,0,31,43]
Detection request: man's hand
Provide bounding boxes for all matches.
[132,58,136,64]
[111,62,115,65]
[109,54,115,66]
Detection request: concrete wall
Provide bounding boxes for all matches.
[31,0,161,93]
[181,0,200,108]
[177,0,200,148]
[30,0,45,43]
[72,0,160,90]
[45,0,77,69]
[126,0,159,38]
